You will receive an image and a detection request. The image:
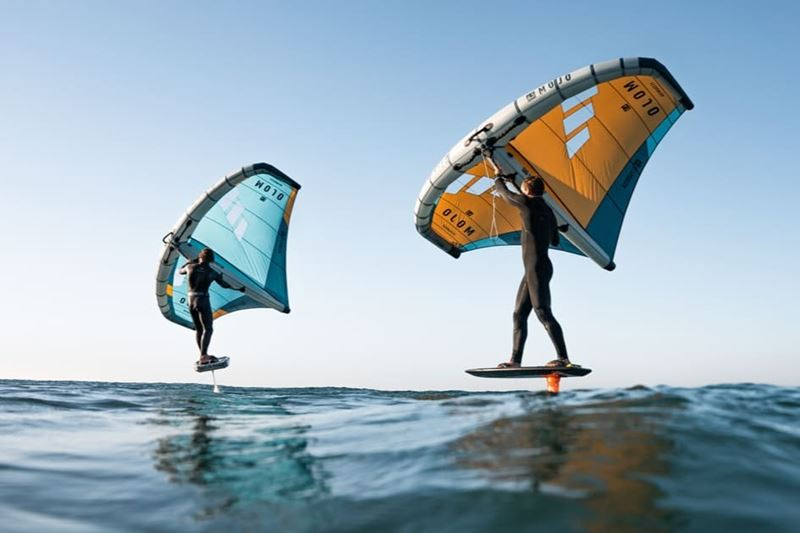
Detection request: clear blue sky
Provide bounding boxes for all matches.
[1,1,797,390]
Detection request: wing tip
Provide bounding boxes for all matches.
[249,162,302,190]
[638,57,694,111]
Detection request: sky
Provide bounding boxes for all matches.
[1,0,798,391]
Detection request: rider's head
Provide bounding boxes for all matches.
[198,248,215,263]
[521,177,545,197]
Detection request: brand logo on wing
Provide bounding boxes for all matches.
[441,208,476,237]
[219,189,248,241]
[561,86,598,159]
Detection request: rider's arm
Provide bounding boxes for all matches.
[213,270,233,289]
[494,178,526,207]
[549,208,560,247]
[213,270,246,292]
[178,260,197,276]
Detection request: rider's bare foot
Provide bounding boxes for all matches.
[497,361,521,368]
[198,355,218,365]
[546,358,570,367]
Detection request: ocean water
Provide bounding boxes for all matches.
[0,380,798,532]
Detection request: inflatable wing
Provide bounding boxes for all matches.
[156,163,301,329]
[415,57,693,270]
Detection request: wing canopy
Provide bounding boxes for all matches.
[156,163,301,329]
[416,57,693,268]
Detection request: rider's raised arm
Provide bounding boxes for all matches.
[178,259,197,276]
[494,178,526,207]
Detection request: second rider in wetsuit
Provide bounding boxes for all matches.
[179,248,244,365]
[494,176,570,368]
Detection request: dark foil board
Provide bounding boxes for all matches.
[195,356,230,373]
[466,366,591,378]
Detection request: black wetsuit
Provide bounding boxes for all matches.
[178,261,233,355]
[495,179,568,363]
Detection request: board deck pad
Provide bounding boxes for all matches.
[466,365,591,378]
[195,356,230,373]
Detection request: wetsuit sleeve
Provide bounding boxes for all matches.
[549,207,560,246]
[494,178,526,207]
[213,270,234,289]
[178,261,196,276]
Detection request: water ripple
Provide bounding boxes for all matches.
[0,379,798,532]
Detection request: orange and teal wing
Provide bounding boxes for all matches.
[415,57,693,269]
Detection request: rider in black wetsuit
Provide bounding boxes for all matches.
[494,176,570,368]
[179,248,243,365]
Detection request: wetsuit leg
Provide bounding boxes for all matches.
[526,259,569,360]
[188,301,204,352]
[511,277,533,364]
[196,298,214,356]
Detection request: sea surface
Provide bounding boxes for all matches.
[1,380,798,532]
